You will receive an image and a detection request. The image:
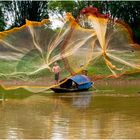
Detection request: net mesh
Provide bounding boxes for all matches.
[0,7,140,92]
[76,6,140,78]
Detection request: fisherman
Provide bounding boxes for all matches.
[52,62,61,84]
[80,65,88,76]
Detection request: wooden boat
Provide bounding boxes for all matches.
[51,74,93,93]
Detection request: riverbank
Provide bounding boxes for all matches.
[92,77,140,95]
[0,73,140,95]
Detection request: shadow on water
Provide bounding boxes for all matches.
[52,91,92,109]
[0,87,140,139]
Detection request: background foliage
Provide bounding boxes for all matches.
[0,1,140,43]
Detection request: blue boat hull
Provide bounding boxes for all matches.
[51,74,93,93]
[51,87,90,93]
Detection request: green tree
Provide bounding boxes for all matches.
[108,1,140,43]
[2,0,49,28]
[48,1,140,43]
[0,2,6,31]
[48,1,77,22]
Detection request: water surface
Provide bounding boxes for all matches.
[0,89,140,139]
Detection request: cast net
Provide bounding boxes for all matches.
[0,6,140,92]
[0,14,94,92]
[64,6,140,78]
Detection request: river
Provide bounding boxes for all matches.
[0,88,140,139]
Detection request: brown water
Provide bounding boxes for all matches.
[0,91,140,139]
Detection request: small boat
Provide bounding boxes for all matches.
[51,74,93,93]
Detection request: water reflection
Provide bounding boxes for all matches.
[0,91,140,139]
[54,92,92,108]
[72,92,92,108]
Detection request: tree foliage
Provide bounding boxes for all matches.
[48,1,77,22]
[0,2,6,31]
[2,0,49,28]
[0,1,139,43]
[48,1,140,43]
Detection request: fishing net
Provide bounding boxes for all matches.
[0,6,140,92]
[75,6,140,77]
[0,14,94,92]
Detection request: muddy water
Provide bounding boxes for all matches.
[0,89,140,139]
